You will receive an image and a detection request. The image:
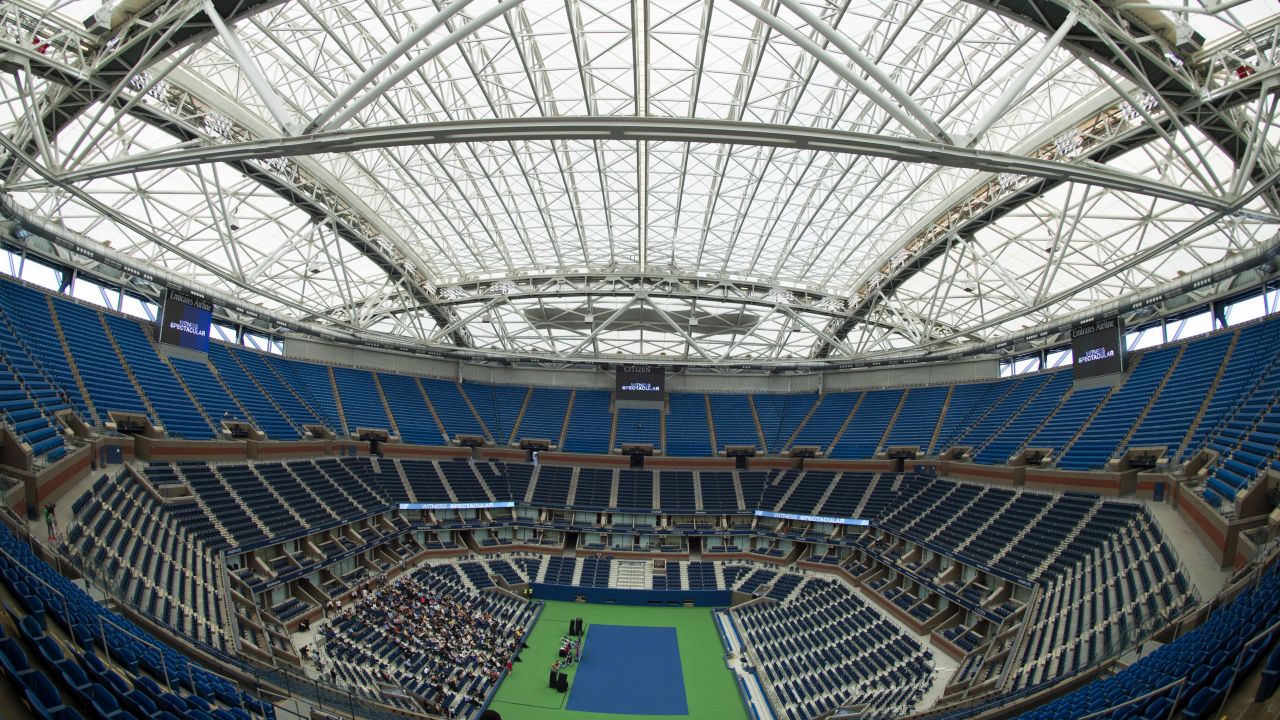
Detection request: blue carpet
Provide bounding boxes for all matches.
[566,624,688,715]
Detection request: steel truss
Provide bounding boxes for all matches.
[0,0,1277,366]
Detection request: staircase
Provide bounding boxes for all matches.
[783,396,824,451]
[98,314,162,425]
[875,391,911,455]
[1177,330,1239,459]
[326,367,349,436]
[226,350,303,435]
[812,472,844,515]
[747,395,768,451]
[162,356,219,434]
[851,474,882,518]
[456,382,494,442]
[927,386,955,454]
[371,374,400,437]
[704,394,718,453]
[825,392,865,455]
[732,471,747,510]
[1030,501,1100,581]
[507,387,534,444]
[413,377,450,443]
[989,498,1059,565]
[565,467,581,507]
[46,297,98,423]
[558,390,576,448]
[431,461,461,503]
[395,459,418,503]
[1116,344,1186,455]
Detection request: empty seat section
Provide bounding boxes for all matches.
[52,301,150,425]
[778,471,835,514]
[421,376,487,440]
[511,387,570,445]
[269,356,344,431]
[463,383,528,445]
[0,282,90,420]
[574,468,614,509]
[1026,385,1109,458]
[830,388,904,458]
[331,367,392,433]
[616,469,654,511]
[974,371,1072,464]
[930,379,1005,453]
[206,344,298,438]
[168,356,245,427]
[699,471,740,512]
[883,385,948,451]
[1125,332,1233,454]
[375,373,444,445]
[954,374,1050,452]
[708,393,761,452]
[104,314,216,438]
[666,392,712,456]
[659,470,696,512]
[1058,347,1180,470]
[752,393,817,454]
[230,346,325,430]
[562,390,611,453]
[790,391,860,453]
[615,407,661,449]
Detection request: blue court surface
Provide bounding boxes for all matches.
[566,624,689,715]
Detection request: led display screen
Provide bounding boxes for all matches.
[158,289,213,353]
[615,364,666,402]
[1071,318,1124,381]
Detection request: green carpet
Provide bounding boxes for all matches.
[488,600,748,720]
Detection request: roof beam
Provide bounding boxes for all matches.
[202,0,295,134]
[303,0,477,133]
[725,0,943,143]
[18,116,1261,216]
[772,0,954,144]
[811,61,1280,357]
[0,0,288,183]
[316,0,523,133]
[0,2,472,348]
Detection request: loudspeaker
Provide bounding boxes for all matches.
[555,673,569,692]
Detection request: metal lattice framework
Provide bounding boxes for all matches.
[0,0,1278,367]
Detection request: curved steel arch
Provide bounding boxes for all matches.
[16,116,1259,215]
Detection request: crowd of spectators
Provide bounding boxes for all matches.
[315,569,524,717]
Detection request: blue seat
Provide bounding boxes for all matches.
[1257,642,1280,702]
[22,669,71,718]
[56,657,93,699]
[1142,696,1172,719]
[0,635,37,682]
